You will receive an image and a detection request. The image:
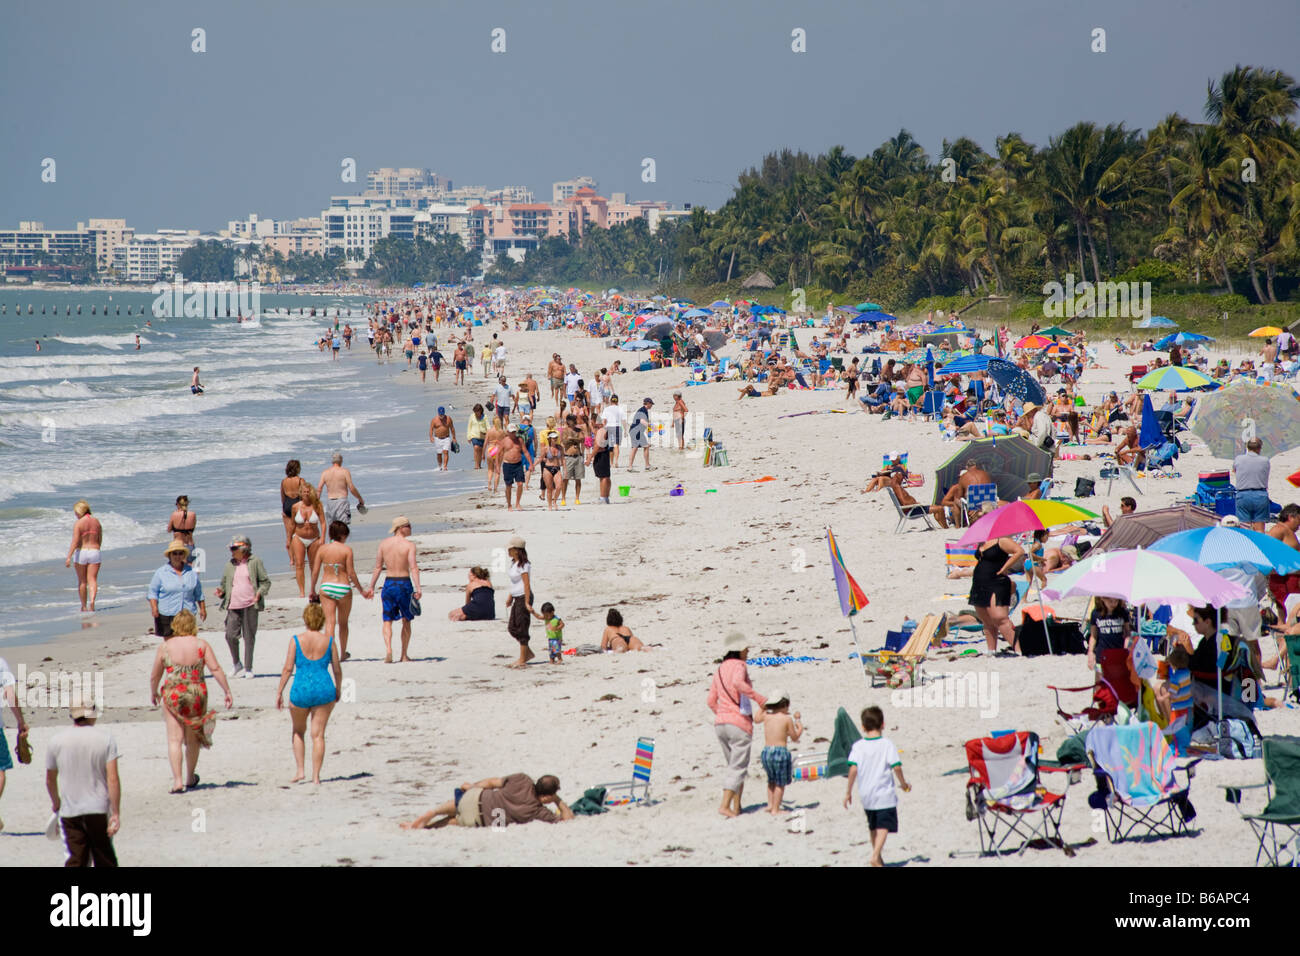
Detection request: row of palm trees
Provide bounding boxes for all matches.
[668,65,1299,303]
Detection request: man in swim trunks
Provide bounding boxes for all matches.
[318,453,366,527]
[547,354,565,407]
[429,406,456,472]
[499,424,533,512]
[369,516,422,663]
[454,344,468,385]
[523,373,540,412]
[559,415,585,506]
[191,366,204,395]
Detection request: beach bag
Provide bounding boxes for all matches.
[1015,619,1086,656]
[450,440,461,454]
[1074,477,1096,498]
[15,732,32,765]
[1216,719,1260,759]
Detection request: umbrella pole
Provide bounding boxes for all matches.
[1031,562,1054,654]
[847,616,872,692]
[1216,607,1224,732]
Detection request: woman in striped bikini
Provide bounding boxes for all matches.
[310,521,372,661]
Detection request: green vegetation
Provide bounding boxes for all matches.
[491,64,1300,333]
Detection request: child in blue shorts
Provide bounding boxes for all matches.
[754,691,803,814]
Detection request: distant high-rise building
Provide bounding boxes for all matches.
[366,167,443,196]
[553,176,597,204]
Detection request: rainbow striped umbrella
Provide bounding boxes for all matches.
[1042,549,1247,608]
[827,528,868,616]
[957,500,1099,547]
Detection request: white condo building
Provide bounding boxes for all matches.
[111,230,199,281]
[552,176,597,203]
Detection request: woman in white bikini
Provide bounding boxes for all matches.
[65,499,103,612]
[309,520,372,661]
[290,486,326,598]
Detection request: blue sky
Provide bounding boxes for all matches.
[2,0,1297,231]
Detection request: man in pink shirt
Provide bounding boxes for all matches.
[706,632,768,818]
[214,535,271,678]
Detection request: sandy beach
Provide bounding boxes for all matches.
[3,321,1297,867]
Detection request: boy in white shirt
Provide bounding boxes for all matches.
[843,705,910,867]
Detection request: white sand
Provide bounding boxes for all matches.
[4,324,1297,866]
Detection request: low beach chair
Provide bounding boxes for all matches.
[861,613,944,688]
[944,542,977,576]
[888,486,936,533]
[1086,722,1200,843]
[956,731,1081,857]
[1223,736,1300,866]
[960,482,999,525]
[596,736,655,806]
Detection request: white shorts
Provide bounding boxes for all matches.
[434,436,452,454]
[73,549,101,565]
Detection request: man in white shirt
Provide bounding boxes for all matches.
[564,366,581,404]
[46,693,120,867]
[601,395,626,468]
[493,343,507,376]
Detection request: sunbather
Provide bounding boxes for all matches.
[889,474,949,529]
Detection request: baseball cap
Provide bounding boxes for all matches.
[437,406,445,415]
[644,397,654,405]
[390,516,411,533]
[508,424,518,433]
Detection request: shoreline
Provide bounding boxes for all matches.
[3,322,1299,866]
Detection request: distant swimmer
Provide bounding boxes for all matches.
[135,334,141,350]
[65,500,103,612]
[191,366,204,395]
[35,340,41,352]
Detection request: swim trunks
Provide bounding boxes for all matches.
[502,461,525,485]
[381,578,415,621]
[325,497,351,526]
[433,436,452,455]
[72,549,102,565]
[760,746,793,787]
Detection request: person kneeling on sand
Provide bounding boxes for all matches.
[401,773,573,829]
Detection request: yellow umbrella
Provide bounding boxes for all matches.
[1249,326,1284,337]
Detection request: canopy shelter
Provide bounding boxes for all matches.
[1190,382,1300,459]
[1089,504,1220,554]
[932,435,1053,507]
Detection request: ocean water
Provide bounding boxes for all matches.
[0,289,482,645]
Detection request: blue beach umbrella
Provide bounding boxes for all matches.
[709,300,729,308]
[1149,526,1300,574]
[938,353,991,374]
[986,358,1046,405]
[620,339,658,351]
[1139,393,1164,449]
[1133,315,1178,329]
[683,308,712,317]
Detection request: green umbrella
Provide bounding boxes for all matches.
[1037,326,1073,337]
[933,436,1054,506]
[1189,382,1300,459]
[826,707,863,777]
[856,302,882,312]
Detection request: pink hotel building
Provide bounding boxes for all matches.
[471,188,668,257]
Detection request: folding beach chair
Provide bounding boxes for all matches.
[960,481,999,525]
[956,731,1080,857]
[1100,462,1143,496]
[888,487,936,533]
[1048,651,1133,735]
[1086,722,1200,843]
[596,736,655,806]
[1128,364,1148,383]
[1223,736,1300,866]
[945,541,977,575]
[861,613,943,688]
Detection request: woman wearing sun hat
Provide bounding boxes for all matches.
[706,632,768,818]
[147,540,206,637]
[505,536,536,668]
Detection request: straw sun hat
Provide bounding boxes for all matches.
[723,631,749,653]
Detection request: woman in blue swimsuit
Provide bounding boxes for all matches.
[274,603,342,784]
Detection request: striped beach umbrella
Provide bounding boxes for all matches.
[1135,366,1216,391]
[1014,334,1052,349]
[1042,549,1247,608]
[957,500,1099,547]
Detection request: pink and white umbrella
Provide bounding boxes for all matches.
[1042,549,1247,608]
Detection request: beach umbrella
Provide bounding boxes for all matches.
[856,302,882,312]
[835,305,860,313]
[957,500,1099,548]
[1149,526,1300,575]
[683,308,712,318]
[938,353,991,375]
[1154,331,1213,349]
[986,358,1047,405]
[1042,549,1247,608]
[1135,366,1216,391]
[709,300,729,309]
[1249,326,1284,337]
[1091,505,1220,554]
[1037,326,1073,337]
[619,340,657,351]
[702,330,727,350]
[932,436,1054,507]
[650,295,667,301]
[1133,315,1178,329]
[1139,393,1164,450]
[1014,334,1053,349]
[1041,343,1075,359]
[1190,382,1300,458]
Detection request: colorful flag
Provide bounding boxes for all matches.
[827,528,869,617]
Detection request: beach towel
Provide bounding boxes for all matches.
[570,787,609,815]
[1086,723,1178,806]
[826,707,862,778]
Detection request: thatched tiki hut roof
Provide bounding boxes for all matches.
[741,270,775,289]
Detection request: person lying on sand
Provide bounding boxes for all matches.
[601,608,646,652]
[401,773,573,829]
